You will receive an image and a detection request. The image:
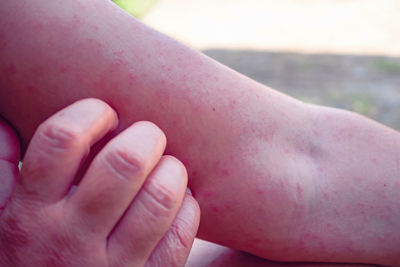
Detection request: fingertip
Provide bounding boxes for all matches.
[0,116,20,164]
[70,98,120,132]
[182,193,201,230]
[133,121,167,149]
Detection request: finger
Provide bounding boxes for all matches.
[19,98,118,202]
[66,121,166,235]
[0,117,20,164]
[0,117,20,210]
[108,155,188,266]
[146,193,200,267]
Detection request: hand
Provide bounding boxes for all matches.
[0,116,19,211]
[0,98,200,267]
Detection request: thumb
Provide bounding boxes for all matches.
[0,116,20,211]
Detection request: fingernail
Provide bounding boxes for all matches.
[186,187,193,196]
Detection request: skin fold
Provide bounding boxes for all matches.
[0,0,399,265]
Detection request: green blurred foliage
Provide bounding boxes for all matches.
[373,59,400,74]
[113,0,157,18]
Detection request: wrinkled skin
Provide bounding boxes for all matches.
[0,99,200,266]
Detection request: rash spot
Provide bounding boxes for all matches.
[296,184,303,197]
[113,50,125,57]
[255,188,265,195]
[128,74,136,85]
[221,169,230,176]
[203,190,213,198]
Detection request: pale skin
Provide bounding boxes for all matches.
[0,0,400,266]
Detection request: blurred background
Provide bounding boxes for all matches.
[113,0,400,129]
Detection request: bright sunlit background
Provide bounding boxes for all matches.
[114,0,400,129]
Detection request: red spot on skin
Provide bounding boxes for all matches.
[212,107,216,112]
[377,236,386,244]
[223,204,233,211]
[334,208,340,216]
[326,223,332,228]
[34,22,44,31]
[323,192,330,200]
[203,190,213,198]
[255,188,265,195]
[59,65,70,73]
[296,184,303,197]
[211,206,219,212]
[221,169,229,176]
[128,74,136,85]
[146,53,151,59]
[283,148,290,154]
[312,129,320,137]
[252,146,259,153]
[229,100,237,110]
[87,38,103,50]
[370,157,378,165]
[116,35,120,39]
[72,14,81,26]
[113,50,125,57]
[213,76,219,82]
[93,25,99,32]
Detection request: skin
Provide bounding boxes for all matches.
[187,239,377,267]
[0,99,200,266]
[1,0,400,265]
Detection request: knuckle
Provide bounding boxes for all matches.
[168,221,193,251]
[0,215,29,249]
[0,207,32,262]
[103,149,145,181]
[148,222,193,267]
[36,122,84,151]
[141,181,178,218]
